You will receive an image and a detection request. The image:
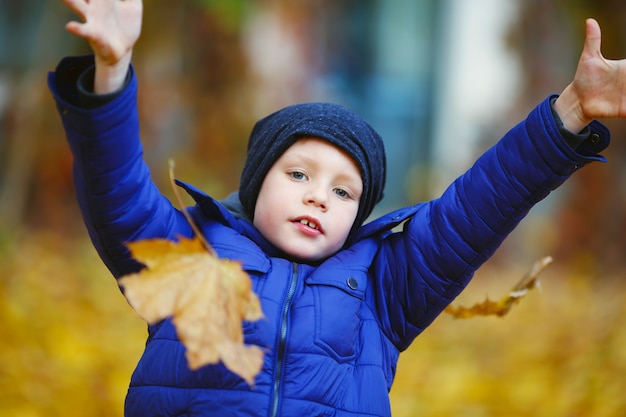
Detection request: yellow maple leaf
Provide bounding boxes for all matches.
[445,256,553,319]
[118,236,265,385]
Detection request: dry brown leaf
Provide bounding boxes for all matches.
[118,236,264,385]
[445,256,553,319]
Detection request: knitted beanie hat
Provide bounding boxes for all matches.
[239,102,386,232]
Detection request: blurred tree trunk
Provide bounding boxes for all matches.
[0,2,60,231]
[0,72,41,229]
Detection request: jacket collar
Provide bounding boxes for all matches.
[346,204,424,245]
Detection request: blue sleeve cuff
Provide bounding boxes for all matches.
[549,95,608,157]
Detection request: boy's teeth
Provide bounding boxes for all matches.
[300,219,317,229]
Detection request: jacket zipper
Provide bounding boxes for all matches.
[269,262,298,417]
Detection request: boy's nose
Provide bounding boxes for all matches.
[304,186,328,211]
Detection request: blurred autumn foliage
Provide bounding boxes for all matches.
[0,232,145,416]
[391,263,626,417]
[2,233,626,416]
[1,1,625,416]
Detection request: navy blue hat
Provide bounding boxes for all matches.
[239,102,386,232]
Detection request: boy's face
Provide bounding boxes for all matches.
[253,137,362,262]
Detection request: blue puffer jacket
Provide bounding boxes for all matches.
[49,56,609,417]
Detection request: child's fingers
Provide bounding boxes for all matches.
[583,18,603,59]
[65,20,96,42]
[65,21,84,38]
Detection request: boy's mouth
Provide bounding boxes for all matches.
[293,217,323,234]
[299,219,319,230]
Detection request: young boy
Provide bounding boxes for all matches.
[49,0,626,416]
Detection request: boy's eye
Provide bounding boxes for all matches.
[333,188,349,199]
[290,171,307,181]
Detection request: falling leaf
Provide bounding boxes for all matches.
[444,256,553,319]
[118,236,265,385]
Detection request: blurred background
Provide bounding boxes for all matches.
[1,0,625,415]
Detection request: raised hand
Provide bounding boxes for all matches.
[555,18,626,133]
[63,0,143,93]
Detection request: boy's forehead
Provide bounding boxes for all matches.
[288,136,362,165]
[279,137,363,184]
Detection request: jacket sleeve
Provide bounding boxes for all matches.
[373,96,610,351]
[48,56,193,279]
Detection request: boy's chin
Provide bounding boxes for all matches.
[282,247,338,264]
